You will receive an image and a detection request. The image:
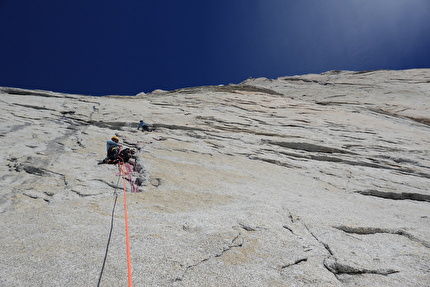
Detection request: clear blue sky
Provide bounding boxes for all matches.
[1,0,429,96]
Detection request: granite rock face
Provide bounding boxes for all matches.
[0,69,429,286]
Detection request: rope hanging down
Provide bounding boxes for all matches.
[97,160,136,287]
[97,175,121,287]
[118,162,133,287]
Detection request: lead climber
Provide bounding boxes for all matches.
[137,120,149,132]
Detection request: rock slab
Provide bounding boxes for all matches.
[0,69,429,286]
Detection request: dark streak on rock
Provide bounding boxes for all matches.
[369,108,430,126]
[281,258,308,269]
[23,165,49,176]
[1,87,63,98]
[89,120,130,130]
[71,190,102,197]
[248,156,299,169]
[152,123,207,132]
[259,145,430,179]
[324,258,399,276]
[282,225,296,235]
[23,193,50,203]
[93,179,121,189]
[355,189,430,202]
[263,140,353,154]
[0,87,78,99]
[239,223,256,231]
[316,101,360,106]
[12,103,58,112]
[334,225,430,248]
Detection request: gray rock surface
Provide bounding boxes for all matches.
[0,69,429,286]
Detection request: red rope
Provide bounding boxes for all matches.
[116,148,138,192]
[118,163,133,287]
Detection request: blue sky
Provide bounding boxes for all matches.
[1,0,429,96]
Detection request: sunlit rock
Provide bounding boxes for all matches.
[0,69,429,286]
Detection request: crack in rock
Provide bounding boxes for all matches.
[71,189,103,197]
[0,87,76,99]
[9,161,63,177]
[316,101,361,106]
[370,107,430,127]
[173,233,243,282]
[12,103,58,112]
[323,256,399,276]
[260,146,430,179]
[223,84,284,96]
[355,189,430,202]
[305,223,402,278]
[92,179,121,189]
[173,83,283,96]
[263,140,354,154]
[22,165,49,176]
[248,155,299,169]
[23,192,50,203]
[334,225,430,248]
[281,257,308,269]
[238,223,257,231]
[282,225,296,235]
[303,224,334,256]
[153,123,207,132]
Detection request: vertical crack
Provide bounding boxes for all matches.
[303,223,333,256]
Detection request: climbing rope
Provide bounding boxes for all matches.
[97,176,120,287]
[118,162,133,287]
[97,159,136,287]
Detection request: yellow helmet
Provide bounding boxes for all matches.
[111,136,119,141]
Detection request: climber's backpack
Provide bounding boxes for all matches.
[107,146,119,159]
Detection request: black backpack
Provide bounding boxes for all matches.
[118,148,133,162]
[107,146,119,159]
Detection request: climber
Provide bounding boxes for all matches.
[98,136,122,164]
[137,120,149,132]
[107,136,121,160]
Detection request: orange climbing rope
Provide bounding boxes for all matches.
[98,146,139,287]
[118,162,133,287]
